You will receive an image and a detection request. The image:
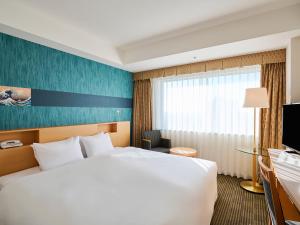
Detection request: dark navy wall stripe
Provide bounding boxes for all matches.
[31,89,132,108]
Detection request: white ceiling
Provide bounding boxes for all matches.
[9,0,298,46]
[1,0,300,72]
[126,30,300,72]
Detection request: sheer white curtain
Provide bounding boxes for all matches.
[152,65,260,179]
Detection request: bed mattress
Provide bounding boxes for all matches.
[0,147,217,225]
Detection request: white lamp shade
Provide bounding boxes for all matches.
[243,88,269,108]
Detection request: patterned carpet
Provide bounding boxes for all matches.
[211,175,268,225]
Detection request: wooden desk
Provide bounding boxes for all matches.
[268,149,300,221]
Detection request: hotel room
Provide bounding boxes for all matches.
[0,0,299,225]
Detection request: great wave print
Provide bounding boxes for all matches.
[0,86,31,106]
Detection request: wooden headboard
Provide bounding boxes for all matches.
[0,121,130,176]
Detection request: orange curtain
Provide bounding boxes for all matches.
[132,79,152,147]
[260,62,286,154]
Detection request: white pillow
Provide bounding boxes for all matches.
[80,132,114,157]
[32,136,84,171]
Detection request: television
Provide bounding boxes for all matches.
[282,104,300,153]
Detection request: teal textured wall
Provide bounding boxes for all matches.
[0,32,133,130]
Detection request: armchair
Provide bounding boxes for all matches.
[142,130,171,154]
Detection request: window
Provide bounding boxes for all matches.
[152,65,260,135]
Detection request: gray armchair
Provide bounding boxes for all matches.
[142,130,171,154]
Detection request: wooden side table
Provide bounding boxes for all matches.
[170,147,197,157]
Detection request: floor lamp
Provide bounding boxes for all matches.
[242,87,269,194]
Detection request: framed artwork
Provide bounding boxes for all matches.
[0,86,31,106]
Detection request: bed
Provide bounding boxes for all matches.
[0,122,217,225]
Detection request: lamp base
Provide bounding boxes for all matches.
[240,180,264,194]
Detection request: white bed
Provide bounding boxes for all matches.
[0,166,40,190]
[0,147,217,225]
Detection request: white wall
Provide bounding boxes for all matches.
[287,36,300,103]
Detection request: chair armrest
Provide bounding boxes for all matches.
[142,139,151,150]
[160,138,171,148]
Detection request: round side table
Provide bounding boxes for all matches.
[170,147,198,157]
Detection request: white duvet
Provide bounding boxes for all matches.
[0,147,217,225]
